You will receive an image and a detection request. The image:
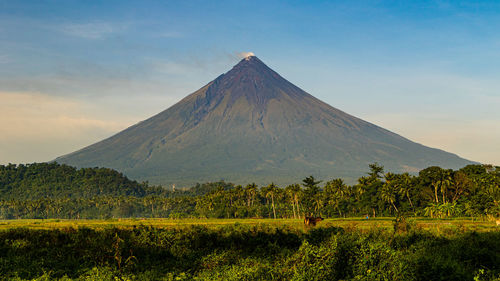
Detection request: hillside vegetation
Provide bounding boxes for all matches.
[0,163,153,200]
[0,162,498,220]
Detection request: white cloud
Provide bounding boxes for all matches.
[60,21,122,39]
[152,61,198,75]
[237,52,255,59]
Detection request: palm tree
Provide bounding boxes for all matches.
[356,177,370,199]
[432,180,440,203]
[324,178,347,217]
[481,174,500,209]
[144,196,156,217]
[290,184,303,218]
[313,195,324,216]
[438,170,453,204]
[352,177,370,215]
[382,173,399,214]
[397,173,415,212]
[440,202,459,217]
[285,185,298,219]
[424,203,440,218]
[263,183,278,219]
[244,183,258,207]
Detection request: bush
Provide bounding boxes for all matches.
[0,225,498,280]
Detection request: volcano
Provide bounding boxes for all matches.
[56,55,474,186]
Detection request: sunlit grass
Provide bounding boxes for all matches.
[0,217,497,232]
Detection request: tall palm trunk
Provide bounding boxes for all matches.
[271,195,276,219]
[407,194,414,210]
[295,196,302,218]
[391,201,399,213]
[434,183,439,203]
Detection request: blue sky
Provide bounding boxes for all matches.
[0,0,499,165]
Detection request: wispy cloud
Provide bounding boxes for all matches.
[150,60,207,76]
[155,31,183,38]
[59,21,124,39]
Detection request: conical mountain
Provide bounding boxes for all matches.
[56,55,474,186]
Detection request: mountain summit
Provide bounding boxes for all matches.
[56,56,474,186]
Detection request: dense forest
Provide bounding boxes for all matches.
[0,163,154,199]
[0,162,498,220]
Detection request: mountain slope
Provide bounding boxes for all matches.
[56,55,474,186]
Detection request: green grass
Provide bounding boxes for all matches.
[0,217,496,232]
[0,218,498,280]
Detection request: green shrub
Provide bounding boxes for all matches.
[0,225,498,280]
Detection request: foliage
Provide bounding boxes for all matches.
[1,224,499,280]
[0,163,498,220]
[0,163,153,200]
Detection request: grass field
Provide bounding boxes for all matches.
[0,217,498,280]
[0,217,497,232]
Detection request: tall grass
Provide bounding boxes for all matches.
[0,221,498,280]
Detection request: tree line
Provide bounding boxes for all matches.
[0,162,498,219]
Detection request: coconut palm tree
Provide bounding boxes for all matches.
[382,173,399,214]
[263,183,278,219]
[290,184,303,218]
[437,170,453,204]
[285,185,298,219]
[431,180,440,203]
[397,173,415,212]
[324,178,347,217]
[244,183,258,207]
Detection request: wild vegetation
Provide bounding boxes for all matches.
[0,163,154,199]
[0,162,499,280]
[0,162,498,220]
[0,223,498,280]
